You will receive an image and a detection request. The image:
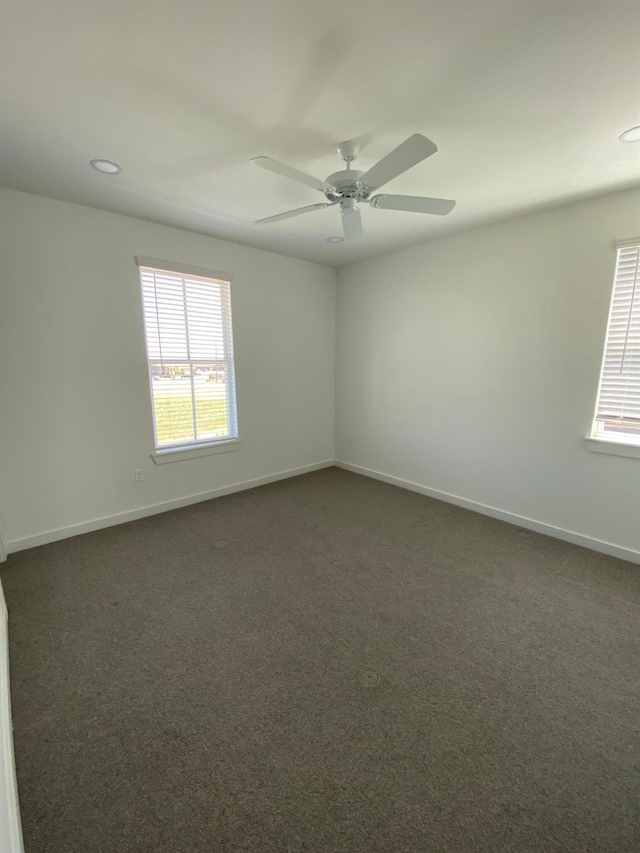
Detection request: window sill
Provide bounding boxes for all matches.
[152,439,241,465]
[584,437,640,460]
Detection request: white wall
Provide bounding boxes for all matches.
[2,186,639,560]
[0,189,336,550]
[335,188,640,559]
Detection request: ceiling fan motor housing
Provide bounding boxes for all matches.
[324,169,372,203]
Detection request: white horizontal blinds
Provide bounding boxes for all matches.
[139,265,237,449]
[595,243,640,427]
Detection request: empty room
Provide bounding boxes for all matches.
[1,1,639,851]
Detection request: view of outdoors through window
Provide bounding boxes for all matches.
[150,363,229,446]
[595,419,640,442]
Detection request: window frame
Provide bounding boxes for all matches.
[135,256,240,463]
[585,239,640,460]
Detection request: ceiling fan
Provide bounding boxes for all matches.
[251,134,455,240]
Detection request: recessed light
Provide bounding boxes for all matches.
[90,158,122,174]
[327,236,344,243]
[619,126,640,143]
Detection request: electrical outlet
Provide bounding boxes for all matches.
[134,468,144,482]
[348,436,354,447]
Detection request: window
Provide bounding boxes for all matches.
[136,258,238,457]
[590,240,640,450]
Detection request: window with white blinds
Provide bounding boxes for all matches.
[137,258,238,450]
[592,241,640,445]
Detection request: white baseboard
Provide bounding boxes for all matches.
[335,460,640,565]
[6,457,639,565]
[5,460,334,555]
[0,584,24,852]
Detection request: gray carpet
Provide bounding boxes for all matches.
[2,466,640,852]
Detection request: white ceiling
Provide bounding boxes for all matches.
[1,1,639,267]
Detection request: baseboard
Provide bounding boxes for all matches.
[335,460,640,565]
[7,457,639,565]
[5,460,334,555]
[0,583,24,852]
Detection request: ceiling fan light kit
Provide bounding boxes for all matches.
[252,133,456,241]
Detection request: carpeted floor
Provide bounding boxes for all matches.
[2,466,640,852]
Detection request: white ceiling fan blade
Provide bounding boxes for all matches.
[371,194,456,216]
[251,156,333,191]
[341,203,363,240]
[256,203,331,225]
[358,134,438,191]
